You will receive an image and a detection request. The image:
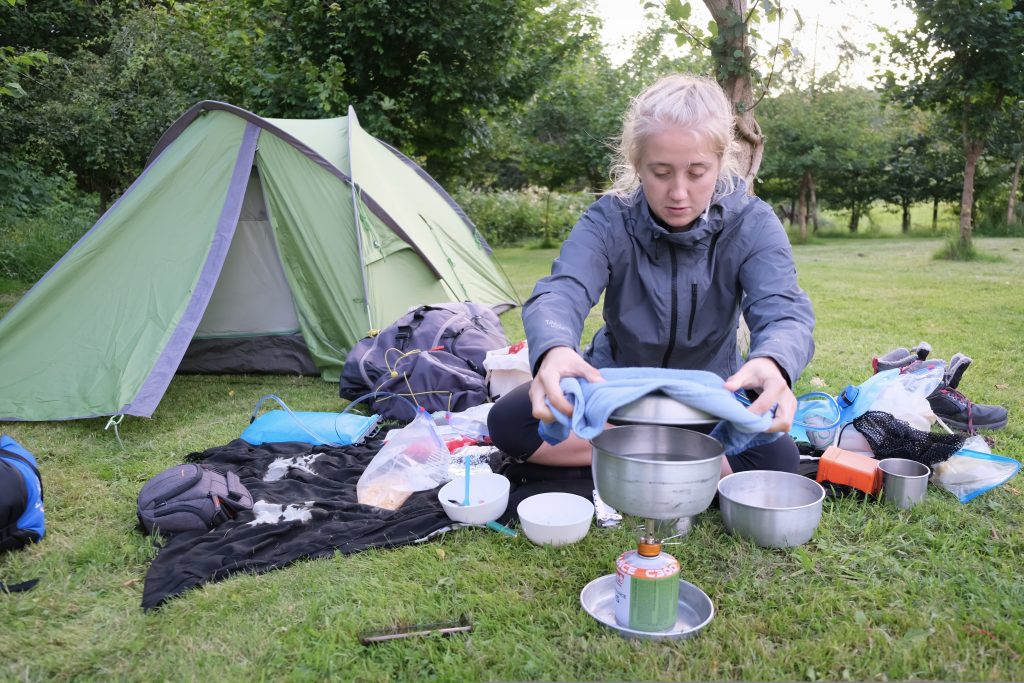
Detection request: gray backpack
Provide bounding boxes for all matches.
[339,302,508,421]
[137,464,253,536]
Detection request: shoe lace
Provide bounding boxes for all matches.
[938,386,975,435]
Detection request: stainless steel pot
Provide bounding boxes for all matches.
[591,424,723,521]
[717,470,825,548]
[608,392,719,430]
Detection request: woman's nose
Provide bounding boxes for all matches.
[668,179,688,200]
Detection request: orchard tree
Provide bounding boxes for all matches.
[513,18,710,191]
[988,99,1024,224]
[517,54,626,190]
[759,86,890,238]
[880,0,1024,253]
[757,88,826,240]
[661,0,798,187]
[884,110,962,233]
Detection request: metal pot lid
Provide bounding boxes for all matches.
[608,391,719,427]
[580,574,714,640]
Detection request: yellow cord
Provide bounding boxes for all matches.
[384,346,426,378]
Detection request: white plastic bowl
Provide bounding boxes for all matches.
[517,492,594,546]
[438,472,510,525]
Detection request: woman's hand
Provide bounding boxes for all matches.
[723,357,796,433]
[529,346,604,423]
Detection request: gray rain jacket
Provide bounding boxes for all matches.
[522,181,815,384]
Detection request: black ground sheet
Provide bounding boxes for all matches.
[142,438,453,609]
[141,439,596,610]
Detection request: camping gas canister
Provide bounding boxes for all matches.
[613,542,680,632]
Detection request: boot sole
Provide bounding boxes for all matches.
[937,415,1008,431]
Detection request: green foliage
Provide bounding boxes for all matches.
[0,45,46,98]
[2,4,248,206]
[934,238,981,261]
[223,0,596,184]
[474,11,710,192]
[758,87,892,227]
[880,0,1024,249]
[661,0,797,102]
[0,158,95,280]
[452,186,593,247]
[515,55,626,191]
[973,203,1024,238]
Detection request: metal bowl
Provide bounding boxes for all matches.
[717,470,825,548]
[591,425,723,521]
[608,392,719,429]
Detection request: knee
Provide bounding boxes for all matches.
[486,382,540,461]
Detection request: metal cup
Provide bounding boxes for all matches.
[878,458,931,509]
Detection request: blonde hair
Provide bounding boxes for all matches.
[608,73,739,199]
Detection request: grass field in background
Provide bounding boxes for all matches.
[1,237,1022,682]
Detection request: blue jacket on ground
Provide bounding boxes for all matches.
[0,434,44,548]
[522,180,815,385]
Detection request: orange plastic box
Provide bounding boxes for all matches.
[816,446,882,495]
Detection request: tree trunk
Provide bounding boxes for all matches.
[796,170,810,241]
[932,197,939,232]
[849,205,860,232]
[809,175,819,233]
[902,199,911,233]
[704,0,764,190]
[959,112,983,249]
[98,187,111,217]
[1009,153,1022,224]
[788,197,796,228]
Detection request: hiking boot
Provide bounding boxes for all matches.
[944,352,972,389]
[872,341,932,373]
[928,386,1009,433]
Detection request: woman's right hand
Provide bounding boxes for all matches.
[528,346,604,423]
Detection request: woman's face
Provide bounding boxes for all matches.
[637,126,721,231]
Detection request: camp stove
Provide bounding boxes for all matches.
[579,421,722,640]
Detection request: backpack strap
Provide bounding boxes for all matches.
[395,306,429,352]
[1,578,39,593]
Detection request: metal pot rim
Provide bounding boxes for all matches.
[717,470,825,511]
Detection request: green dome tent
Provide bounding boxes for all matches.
[0,101,518,421]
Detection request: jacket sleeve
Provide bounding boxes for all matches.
[522,200,614,373]
[737,205,815,385]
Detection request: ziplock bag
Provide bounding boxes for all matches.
[241,394,380,447]
[357,407,449,510]
[930,448,1021,503]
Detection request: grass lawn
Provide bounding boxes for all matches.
[1,236,1022,682]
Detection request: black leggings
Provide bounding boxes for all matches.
[487,381,800,474]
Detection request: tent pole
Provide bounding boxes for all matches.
[347,106,375,330]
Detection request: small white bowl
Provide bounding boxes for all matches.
[517,492,594,546]
[438,472,510,525]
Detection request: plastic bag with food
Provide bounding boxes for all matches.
[931,448,1021,503]
[356,407,450,510]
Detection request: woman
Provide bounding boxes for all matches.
[488,74,815,476]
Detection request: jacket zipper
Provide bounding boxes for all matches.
[660,247,680,367]
[686,283,698,341]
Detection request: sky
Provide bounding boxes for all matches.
[594,0,918,87]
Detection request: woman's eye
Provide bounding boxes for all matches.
[655,172,671,179]
[689,172,705,180]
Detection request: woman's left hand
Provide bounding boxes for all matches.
[722,357,796,433]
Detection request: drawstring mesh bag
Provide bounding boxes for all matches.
[852,411,966,467]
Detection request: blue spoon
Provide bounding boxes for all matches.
[462,455,471,506]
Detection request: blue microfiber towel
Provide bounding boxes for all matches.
[538,367,780,456]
